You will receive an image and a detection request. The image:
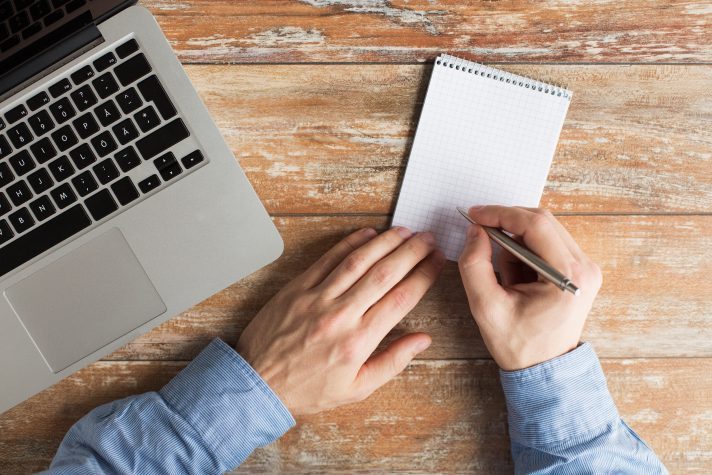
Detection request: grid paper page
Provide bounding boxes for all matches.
[392,55,571,261]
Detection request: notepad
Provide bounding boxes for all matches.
[392,54,572,261]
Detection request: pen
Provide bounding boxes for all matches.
[456,207,581,296]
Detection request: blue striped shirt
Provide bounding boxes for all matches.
[44,339,666,474]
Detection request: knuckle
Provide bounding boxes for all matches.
[530,213,552,231]
[340,334,366,364]
[342,252,368,274]
[371,264,394,286]
[389,287,412,312]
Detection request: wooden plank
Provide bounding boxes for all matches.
[0,358,708,473]
[182,64,712,214]
[141,0,712,63]
[103,215,712,361]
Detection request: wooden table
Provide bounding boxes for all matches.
[1,1,711,473]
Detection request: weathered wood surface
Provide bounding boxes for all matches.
[0,359,708,474]
[141,0,712,64]
[182,64,712,214]
[102,215,712,362]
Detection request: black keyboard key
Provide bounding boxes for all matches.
[116,38,138,59]
[0,135,11,159]
[94,99,120,127]
[49,97,76,123]
[29,0,50,21]
[0,219,12,245]
[154,152,175,170]
[9,149,35,176]
[21,21,41,40]
[51,124,77,151]
[70,84,97,111]
[27,168,53,194]
[71,170,97,196]
[72,112,99,139]
[50,182,76,208]
[27,109,54,136]
[181,150,204,169]
[65,0,84,14]
[7,180,31,205]
[92,72,119,99]
[93,51,116,72]
[111,176,138,206]
[134,105,159,133]
[27,91,50,111]
[43,7,62,26]
[48,155,74,181]
[0,191,10,216]
[4,104,27,123]
[112,118,138,145]
[90,130,117,157]
[29,136,56,163]
[138,174,160,194]
[115,53,151,87]
[7,122,32,148]
[68,143,96,169]
[93,158,119,185]
[85,189,117,221]
[0,204,91,277]
[0,161,13,187]
[48,78,71,98]
[154,152,181,181]
[137,75,176,120]
[136,118,189,160]
[14,0,34,9]
[0,2,13,21]
[0,34,21,52]
[114,146,140,172]
[0,23,7,42]
[8,11,29,34]
[160,161,181,181]
[9,207,33,233]
[29,194,55,221]
[115,87,142,114]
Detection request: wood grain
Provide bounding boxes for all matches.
[0,358,708,474]
[182,64,712,214]
[140,0,712,63]
[98,215,712,361]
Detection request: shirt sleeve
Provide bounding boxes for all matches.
[499,342,667,474]
[43,338,295,474]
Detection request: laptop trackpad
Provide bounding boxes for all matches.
[4,228,167,373]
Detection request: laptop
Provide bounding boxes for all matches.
[0,0,283,414]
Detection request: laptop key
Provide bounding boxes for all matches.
[92,72,119,99]
[71,170,98,197]
[116,38,138,59]
[48,155,74,182]
[181,150,204,169]
[93,157,119,184]
[0,191,10,216]
[51,124,78,151]
[7,122,32,148]
[69,143,96,170]
[93,51,117,72]
[48,78,71,98]
[116,87,142,114]
[27,91,50,110]
[134,105,159,132]
[94,99,120,127]
[50,182,77,208]
[72,112,99,139]
[114,146,140,172]
[154,152,182,181]
[49,97,76,123]
[4,104,27,124]
[115,53,151,87]
[29,194,55,221]
[9,207,33,233]
[29,136,56,163]
[29,0,50,21]
[0,162,13,187]
[0,219,12,245]
[137,75,176,120]
[85,189,117,221]
[111,176,139,206]
[0,135,11,159]
[0,204,91,278]
[138,174,160,194]
[112,118,138,145]
[70,84,97,112]
[70,65,94,85]
[136,118,190,160]
[9,149,35,176]
[27,168,53,194]
[90,130,117,157]
[27,109,55,136]
[6,180,32,206]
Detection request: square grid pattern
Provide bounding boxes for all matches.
[392,54,571,260]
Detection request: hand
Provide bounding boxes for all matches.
[236,227,445,415]
[458,206,603,371]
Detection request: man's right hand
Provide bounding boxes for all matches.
[458,206,603,371]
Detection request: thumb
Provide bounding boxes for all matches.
[355,333,430,397]
[458,224,506,313]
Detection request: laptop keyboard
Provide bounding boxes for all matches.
[0,37,207,278]
[0,0,88,53]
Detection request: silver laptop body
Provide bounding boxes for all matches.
[0,2,282,414]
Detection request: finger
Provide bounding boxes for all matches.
[459,224,507,314]
[518,207,585,259]
[319,226,414,299]
[468,205,576,272]
[343,233,438,311]
[354,332,431,398]
[298,227,378,289]
[361,250,445,343]
[498,246,537,286]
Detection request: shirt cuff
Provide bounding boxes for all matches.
[159,338,295,470]
[499,342,618,448]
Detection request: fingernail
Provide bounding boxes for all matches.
[396,226,412,239]
[415,339,431,353]
[469,205,484,213]
[362,227,377,237]
[420,232,435,244]
[467,224,480,240]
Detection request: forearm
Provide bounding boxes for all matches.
[500,343,667,474]
[43,338,294,474]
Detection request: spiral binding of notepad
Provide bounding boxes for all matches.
[436,54,572,100]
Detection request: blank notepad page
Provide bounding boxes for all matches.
[392,54,572,260]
